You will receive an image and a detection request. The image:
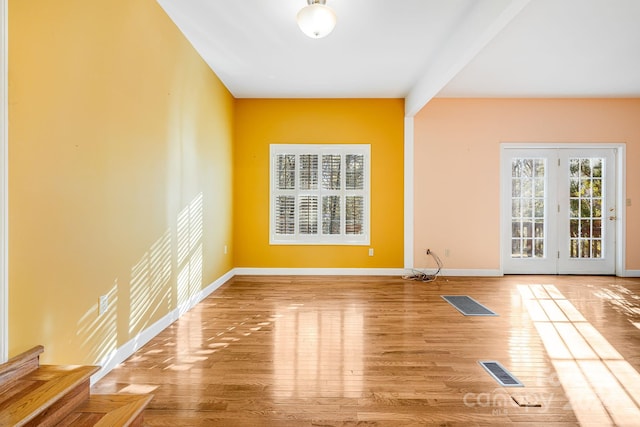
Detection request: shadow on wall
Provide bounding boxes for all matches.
[176,192,203,315]
[129,228,172,335]
[75,192,204,367]
[76,282,118,365]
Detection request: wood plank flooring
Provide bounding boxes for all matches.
[92,275,640,426]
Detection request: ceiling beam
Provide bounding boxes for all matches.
[404,0,531,117]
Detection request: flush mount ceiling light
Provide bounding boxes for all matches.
[296,0,337,39]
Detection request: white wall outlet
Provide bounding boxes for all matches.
[368,248,374,256]
[99,294,108,315]
[445,249,451,257]
[224,245,228,254]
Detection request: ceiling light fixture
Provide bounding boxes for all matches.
[296,0,337,39]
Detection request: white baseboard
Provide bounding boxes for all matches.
[439,269,503,277]
[90,268,235,385]
[620,270,640,277]
[234,267,407,276]
[235,267,503,277]
[405,268,502,277]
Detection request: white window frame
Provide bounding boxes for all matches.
[270,144,370,245]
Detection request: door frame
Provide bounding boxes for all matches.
[500,142,626,276]
[1,0,7,363]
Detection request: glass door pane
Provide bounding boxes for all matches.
[558,149,615,275]
[502,148,558,274]
[568,157,604,259]
[511,158,546,259]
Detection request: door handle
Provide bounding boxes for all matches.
[609,216,617,221]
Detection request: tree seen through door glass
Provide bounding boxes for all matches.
[511,158,545,258]
[568,157,604,258]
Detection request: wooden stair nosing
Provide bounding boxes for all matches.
[1,364,99,427]
[1,347,152,427]
[0,346,44,386]
[79,394,154,427]
[24,378,90,427]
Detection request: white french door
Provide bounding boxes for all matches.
[502,147,617,275]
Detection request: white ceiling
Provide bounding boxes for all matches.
[157,0,640,116]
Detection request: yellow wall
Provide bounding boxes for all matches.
[8,0,234,363]
[413,98,640,271]
[234,99,404,268]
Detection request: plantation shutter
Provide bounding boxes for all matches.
[270,145,370,245]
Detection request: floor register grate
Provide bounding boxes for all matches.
[479,360,524,387]
[441,295,498,316]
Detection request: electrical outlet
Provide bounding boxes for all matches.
[368,248,374,256]
[426,248,431,254]
[99,295,108,315]
[224,245,228,254]
[445,249,451,257]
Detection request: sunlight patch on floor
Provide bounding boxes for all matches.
[519,284,640,427]
[273,303,364,399]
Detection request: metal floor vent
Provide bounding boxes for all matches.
[441,295,498,316]
[479,361,524,387]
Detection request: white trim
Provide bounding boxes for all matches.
[615,145,626,276]
[404,0,531,117]
[90,269,234,385]
[620,270,640,278]
[501,142,625,150]
[498,146,507,277]
[233,267,502,277]
[438,269,503,277]
[0,0,8,364]
[269,144,371,246]
[234,267,407,276]
[403,117,414,269]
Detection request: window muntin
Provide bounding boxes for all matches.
[511,157,546,258]
[270,144,370,245]
[568,157,605,259]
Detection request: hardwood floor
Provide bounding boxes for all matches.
[92,275,640,426]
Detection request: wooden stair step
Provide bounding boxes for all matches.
[1,347,152,426]
[0,346,44,387]
[0,364,99,426]
[58,394,154,427]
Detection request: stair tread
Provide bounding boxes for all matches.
[0,364,99,426]
[69,394,154,427]
[0,348,151,427]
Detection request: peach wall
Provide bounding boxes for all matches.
[413,98,640,272]
[234,99,404,269]
[8,0,234,364]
